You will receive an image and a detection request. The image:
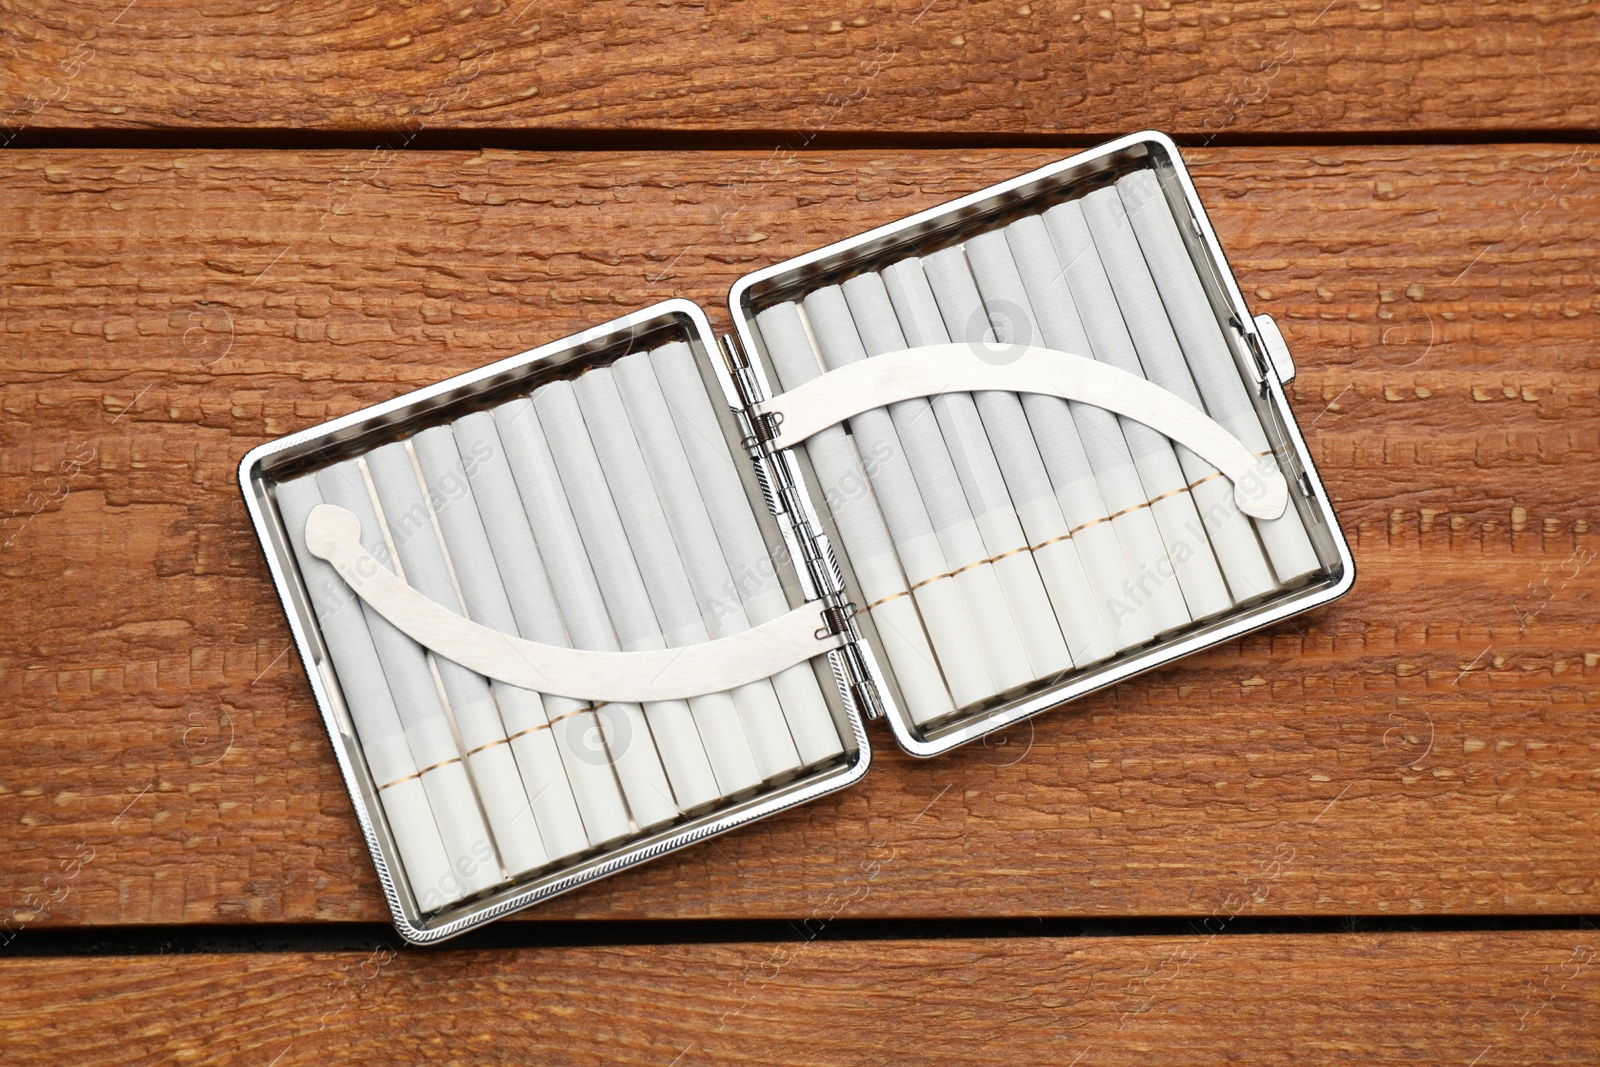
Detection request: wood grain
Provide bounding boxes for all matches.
[1,1,1597,139]
[1,145,1597,927]
[1,932,1597,1064]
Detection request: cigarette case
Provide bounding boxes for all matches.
[240,131,1355,943]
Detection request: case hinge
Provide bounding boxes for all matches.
[716,334,780,450]
[719,333,882,721]
[718,334,765,414]
[815,599,881,720]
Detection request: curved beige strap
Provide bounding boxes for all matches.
[753,343,1289,520]
[303,504,845,702]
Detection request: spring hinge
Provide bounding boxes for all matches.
[816,602,853,639]
[718,335,881,720]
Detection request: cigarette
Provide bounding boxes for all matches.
[1061,193,1276,605]
[410,425,596,862]
[837,273,1074,685]
[531,381,741,811]
[314,460,506,903]
[880,256,1118,668]
[568,369,768,798]
[448,412,635,850]
[364,442,551,877]
[274,474,460,911]
[971,224,1196,636]
[612,348,817,779]
[1115,169,1322,586]
[648,342,844,767]
[755,301,959,725]
[491,399,682,832]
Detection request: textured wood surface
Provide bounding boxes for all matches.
[1,1,1597,139]
[1,144,1596,927]
[1,932,1597,1064]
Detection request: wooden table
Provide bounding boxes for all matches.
[2,2,1597,1062]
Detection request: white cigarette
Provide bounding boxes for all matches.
[838,274,1073,683]
[569,369,767,799]
[1060,194,1270,608]
[880,256,1117,668]
[647,342,844,767]
[755,302,959,725]
[1115,168,1322,586]
[314,460,505,903]
[275,474,459,911]
[449,411,635,849]
[490,399,681,833]
[410,425,595,862]
[365,442,550,878]
[972,224,1195,636]
[612,348,812,780]
[530,381,734,811]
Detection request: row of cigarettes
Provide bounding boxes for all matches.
[276,345,844,913]
[751,168,1321,727]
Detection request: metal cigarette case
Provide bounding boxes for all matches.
[240,131,1355,942]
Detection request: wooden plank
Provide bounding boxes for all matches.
[0,145,1596,927]
[1,2,1597,139]
[0,932,1596,1063]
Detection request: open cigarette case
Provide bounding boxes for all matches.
[240,131,1355,943]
